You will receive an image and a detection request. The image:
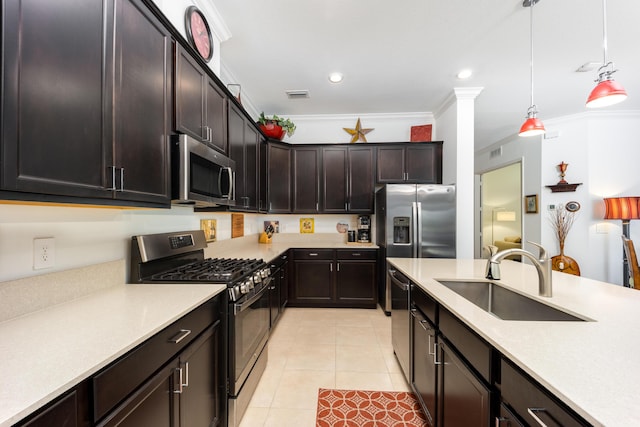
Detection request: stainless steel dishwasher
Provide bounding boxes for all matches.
[388,266,412,382]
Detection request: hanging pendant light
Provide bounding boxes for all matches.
[519,0,545,137]
[586,0,627,108]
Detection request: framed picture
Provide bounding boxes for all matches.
[300,218,314,233]
[200,219,217,242]
[525,194,538,214]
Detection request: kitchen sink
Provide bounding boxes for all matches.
[436,280,587,321]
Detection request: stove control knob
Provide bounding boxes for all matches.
[261,268,270,278]
[253,273,262,284]
[247,278,255,290]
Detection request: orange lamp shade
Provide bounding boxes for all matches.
[518,117,546,137]
[604,197,640,220]
[586,79,628,108]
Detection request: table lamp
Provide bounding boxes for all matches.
[604,197,640,287]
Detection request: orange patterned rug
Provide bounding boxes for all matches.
[316,388,429,427]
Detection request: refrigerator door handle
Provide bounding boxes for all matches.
[411,202,420,258]
[416,201,423,258]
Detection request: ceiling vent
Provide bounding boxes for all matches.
[285,90,310,99]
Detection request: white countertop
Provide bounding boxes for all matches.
[0,282,226,427]
[387,257,640,427]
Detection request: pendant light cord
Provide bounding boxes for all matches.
[529,0,535,109]
[601,0,608,65]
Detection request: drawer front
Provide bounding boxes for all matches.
[293,249,334,260]
[500,358,590,427]
[412,286,438,325]
[92,297,219,422]
[439,307,492,383]
[336,249,377,260]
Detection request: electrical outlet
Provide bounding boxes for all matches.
[34,237,55,270]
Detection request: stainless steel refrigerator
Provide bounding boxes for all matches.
[376,184,456,314]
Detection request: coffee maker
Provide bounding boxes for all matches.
[356,215,371,243]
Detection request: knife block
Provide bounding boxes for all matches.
[258,232,272,244]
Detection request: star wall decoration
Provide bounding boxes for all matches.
[343,118,374,143]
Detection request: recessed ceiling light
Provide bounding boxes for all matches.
[328,72,344,83]
[457,69,473,80]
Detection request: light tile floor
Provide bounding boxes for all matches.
[239,307,411,427]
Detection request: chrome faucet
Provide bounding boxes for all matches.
[485,241,553,297]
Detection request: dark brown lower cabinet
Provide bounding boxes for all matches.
[411,308,437,427]
[290,249,377,308]
[14,382,91,427]
[438,339,491,427]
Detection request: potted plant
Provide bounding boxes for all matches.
[257,112,296,140]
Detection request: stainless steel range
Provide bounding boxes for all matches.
[130,230,270,427]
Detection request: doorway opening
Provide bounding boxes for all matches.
[479,162,523,258]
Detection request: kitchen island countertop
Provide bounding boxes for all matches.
[387,257,640,427]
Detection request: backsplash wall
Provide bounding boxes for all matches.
[0,204,365,283]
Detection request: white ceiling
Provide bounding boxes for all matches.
[211,0,640,150]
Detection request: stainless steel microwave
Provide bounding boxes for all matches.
[171,134,235,207]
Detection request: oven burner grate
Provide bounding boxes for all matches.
[151,258,264,283]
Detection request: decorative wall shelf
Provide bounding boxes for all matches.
[545,183,582,193]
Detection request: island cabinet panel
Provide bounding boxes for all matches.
[290,249,377,308]
[1,0,172,207]
[376,143,442,184]
[266,142,292,213]
[499,358,591,427]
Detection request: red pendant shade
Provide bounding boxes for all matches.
[604,197,640,220]
[586,78,628,108]
[518,116,546,137]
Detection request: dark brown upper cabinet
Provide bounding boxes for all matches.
[376,142,442,184]
[266,142,292,213]
[1,0,172,207]
[322,146,374,213]
[292,147,321,213]
[174,44,227,153]
[228,103,260,211]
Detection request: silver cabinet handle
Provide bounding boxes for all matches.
[330,263,333,272]
[182,361,189,387]
[337,262,340,272]
[309,253,318,256]
[174,367,183,394]
[119,168,125,191]
[352,253,361,256]
[168,329,191,344]
[527,408,553,427]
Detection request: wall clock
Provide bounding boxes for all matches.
[185,6,213,62]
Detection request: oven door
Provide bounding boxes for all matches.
[229,279,271,396]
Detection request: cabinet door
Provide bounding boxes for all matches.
[243,122,259,211]
[112,0,171,204]
[16,389,82,427]
[96,363,178,427]
[205,80,227,153]
[179,323,224,427]
[438,340,491,427]
[412,311,437,427]
[335,261,377,307]
[376,147,406,183]
[405,144,442,184]
[348,147,374,212]
[1,0,108,198]
[292,147,320,212]
[293,261,333,303]
[174,45,206,141]
[228,104,247,206]
[269,270,281,328]
[322,147,348,213]
[267,143,291,213]
[279,259,289,310]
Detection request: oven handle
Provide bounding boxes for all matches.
[233,279,271,315]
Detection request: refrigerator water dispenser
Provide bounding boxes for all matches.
[393,217,411,244]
